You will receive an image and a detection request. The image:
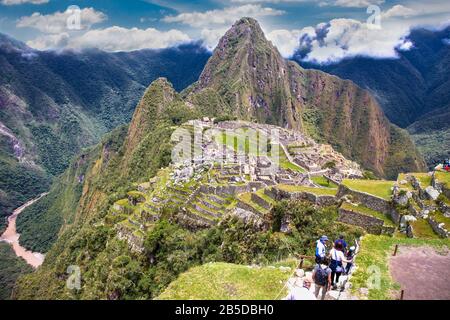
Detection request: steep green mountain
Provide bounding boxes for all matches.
[0,34,210,229]
[187,18,424,178]
[0,243,33,300]
[296,27,450,167]
[13,18,425,300]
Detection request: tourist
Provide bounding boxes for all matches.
[284,276,317,300]
[312,257,332,300]
[335,235,348,252]
[345,246,356,274]
[329,242,352,289]
[315,235,329,263]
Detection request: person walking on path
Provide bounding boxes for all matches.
[315,235,329,264]
[312,257,332,300]
[329,242,352,289]
[335,235,348,253]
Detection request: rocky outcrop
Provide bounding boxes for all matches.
[427,218,449,238]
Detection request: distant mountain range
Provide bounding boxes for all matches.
[0,34,210,228]
[295,27,450,167]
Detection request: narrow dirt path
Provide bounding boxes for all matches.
[390,246,450,300]
[0,193,48,268]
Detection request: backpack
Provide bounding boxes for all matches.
[314,265,328,286]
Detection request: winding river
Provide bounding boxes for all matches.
[0,193,48,268]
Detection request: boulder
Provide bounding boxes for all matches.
[425,186,440,201]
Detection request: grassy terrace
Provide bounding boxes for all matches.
[276,184,337,196]
[340,202,396,227]
[342,179,394,200]
[411,219,439,239]
[351,235,450,300]
[238,192,270,214]
[158,260,297,300]
[311,176,338,189]
[256,188,276,205]
[435,171,450,188]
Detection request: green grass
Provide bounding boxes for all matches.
[238,193,269,214]
[342,179,394,200]
[157,261,297,300]
[432,212,450,229]
[411,219,439,239]
[435,171,450,189]
[396,173,414,191]
[340,202,395,227]
[311,176,338,189]
[276,184,337,196]
[351,235,450,300]
[0,243,33,300]
[412,173,432,187]
[256,189,276,205]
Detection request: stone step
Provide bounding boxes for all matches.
[186,207,217,224]
[206,193,228,205]
[192,202,222,218]
[140,209,160,223]
[237,199,267,217]
[251,193,273,210]
[264,188,278,201]
[198,196,224,211]
[167,186,190,196]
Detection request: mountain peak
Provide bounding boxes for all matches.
[0,33,31,52]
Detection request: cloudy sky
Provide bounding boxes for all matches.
[1,0,450,63]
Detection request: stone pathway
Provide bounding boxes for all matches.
[390,246,450,300]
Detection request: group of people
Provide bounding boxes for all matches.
[312,235,356,300]
[285,235,356,300]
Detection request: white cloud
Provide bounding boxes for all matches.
[162,4,284,28]
[317,0,384,8]
[17,7,106,34]
[26,26,191,52]
[200,27,230,49]
[266,2,450,62]
[266,28,305,57]
[290,18,414,63]
[1,0,48,5]
[383,5,419,19]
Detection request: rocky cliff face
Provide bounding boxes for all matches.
[189,18,425,178]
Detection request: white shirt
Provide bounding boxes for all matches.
[285,287,317,301]
[330,248,345,262]
[316,240,326,258]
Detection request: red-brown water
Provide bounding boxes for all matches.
[0,193,48,268]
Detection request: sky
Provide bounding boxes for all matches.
[1,0,450,63]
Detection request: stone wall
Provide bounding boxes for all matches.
[237,200,263,216]
[199,182,265,197]
[338,208,385,235]
[276,189,337,206]
[337,185,399,223]
[251,193,272,210]
[116,224,145,253]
